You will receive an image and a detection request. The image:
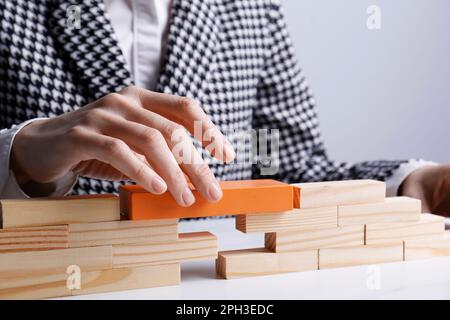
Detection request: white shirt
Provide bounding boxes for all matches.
[105,0,172,90]
[0,0,437,198]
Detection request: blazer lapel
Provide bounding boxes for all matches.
[48,0,219,102]
[157,0,219,101]
[48,0,132,102]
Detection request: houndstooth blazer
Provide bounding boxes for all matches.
[0,0,407,195]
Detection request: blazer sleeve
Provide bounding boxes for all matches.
[252,1,408,183]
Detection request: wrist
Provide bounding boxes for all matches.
[10,146,30,187]
[8,118,47,188]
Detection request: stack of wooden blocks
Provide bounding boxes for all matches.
[0,179,449,299]
[217,180,450,279]
[0,195,218,299]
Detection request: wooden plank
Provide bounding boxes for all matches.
[0,263,180,299]
[0,195,120,229]
[0,225,68,253]
[404,231,450,261]
[0,263,181,300]
[338,197,421,226]
[113,232,217,268]
[236,206,337,233]
[319,243,404,269]
[293,185,301,208]
[0,275,69,300]
[72,264,180,296]
[120,179,294,220]
[0,243,68,253]
[265,225,364,252]
[0,246,113,299]
[365,213,445,245]
[216,248,318,279]
[0,246,112,281]
[68,219,178,248]
[292,180,385,209]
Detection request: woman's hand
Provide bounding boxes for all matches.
[399,165,450,216]
[10,86,236,206]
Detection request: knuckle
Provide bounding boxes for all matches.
[167,168,186,184]
[78,114,94,128]
[141,127,165,145]
[133,162,149,179]
[124,85,138,92]
[88,108,107,119]
[120,85,142,103]
[102,92,121,104]
[66,126,85,140]
[102,138,126,155]
[179,97,199,112]
[79,108,107,127]
[162,122,184,138]
[194,163,212,179]
[102,92,129,108]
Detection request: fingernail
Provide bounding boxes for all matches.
[151,177,167,194]
[208,181,223,202]
[224,141,236,162]
[182,187,196,206]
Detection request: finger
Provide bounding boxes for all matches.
[73,129,167,195]
[120,87,236,163]
[72,160,128,181]
[72,150,148,181]
[101,105,222,202]
[95,116,197,207]
[171,126,223,202]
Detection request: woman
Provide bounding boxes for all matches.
[0,0,448,215]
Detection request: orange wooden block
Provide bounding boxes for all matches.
[120,179,295,220]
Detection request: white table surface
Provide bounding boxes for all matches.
[61,218,450,300]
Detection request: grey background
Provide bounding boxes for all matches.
[283,0,450,163]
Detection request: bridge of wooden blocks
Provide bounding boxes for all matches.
[0,179,449,299]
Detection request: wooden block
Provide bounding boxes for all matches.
[0,225,68,253]
[319,243,404,269]
[236,206,337,233]
[0,275,70,300]
[0,264,181,300]
[338,197,421,226]
[120,179,294,220]
[0,246,112,279]
[216,248,318,279]
[365,213,445,244]
[72,263,180,296]
[293,185,301,208]
[112,232,217,268]
[265,225,364,252]
[68,219,178,248]
[0,195,120,229]
[292,180,385,208]
[404,231,450,261]
[0,246,112,299]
